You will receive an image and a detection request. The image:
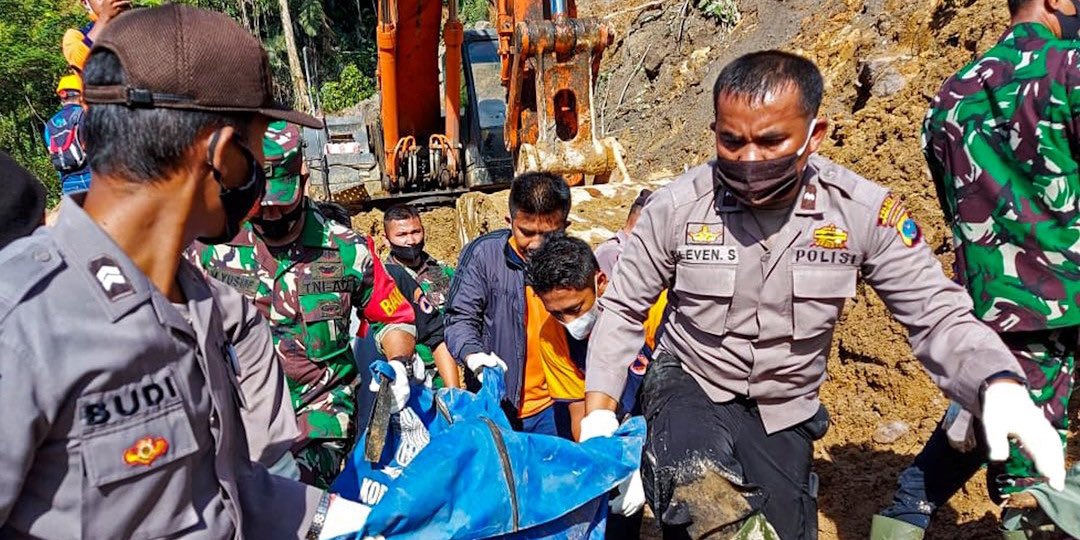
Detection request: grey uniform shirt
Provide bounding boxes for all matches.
[0,198,321,539]
[594,230,628,277]
[586,155,1023,433]
[173,294,299,475]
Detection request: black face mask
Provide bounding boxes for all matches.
[1056,0,1080,39]
[198,133,266,245]
[712,120,815,208]
[252,199,306,241]
[713,153,804,208]
[390,241,425,264]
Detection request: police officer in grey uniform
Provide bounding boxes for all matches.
[0,6,383,539]
[578,51,1066,539]
[226,280,303,480]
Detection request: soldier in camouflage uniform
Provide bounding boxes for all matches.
[191,121,417,489]
[381,204,459,388]
[875,1,1080,537]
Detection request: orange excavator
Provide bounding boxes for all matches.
[307,0,627,206]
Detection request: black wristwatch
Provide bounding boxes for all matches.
[305,491,335,540]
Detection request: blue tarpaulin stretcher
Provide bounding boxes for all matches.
[331,364,645,539]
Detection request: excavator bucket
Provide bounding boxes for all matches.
[517,137,630,185]
[506,14,628,185]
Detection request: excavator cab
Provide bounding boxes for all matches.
[461,27,514,190]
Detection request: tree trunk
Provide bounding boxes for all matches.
[238,0,251,33]
[277,0,313,112]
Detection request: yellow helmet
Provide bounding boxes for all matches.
[56,74,83,96]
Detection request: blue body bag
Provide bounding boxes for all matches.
[331,364,645,539]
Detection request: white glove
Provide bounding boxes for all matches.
[982,380,1065,490]
[578,409,618,442]
[465,352,507,375]
[610,469,646,516]
[578,410,645,516]
[318,495,371,539]
[368,355,425,413]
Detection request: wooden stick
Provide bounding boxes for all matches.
[603,0,664,19]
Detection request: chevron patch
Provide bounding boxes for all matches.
[89,255,134,302]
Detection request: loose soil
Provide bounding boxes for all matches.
[364,0,1079,537]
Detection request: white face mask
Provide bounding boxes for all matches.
[561,298,600,340]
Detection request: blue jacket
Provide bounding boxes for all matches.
[445,229,529,409]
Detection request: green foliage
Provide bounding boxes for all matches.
[0,0,383,203]
[0,0,86,205]
[460,0,491,27]
[319,63,375,113]
[696,0,740,26]
[295,0,326,39]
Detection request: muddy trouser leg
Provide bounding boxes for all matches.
[642,353,786,539]
[733,400,828,540]
[991,328,1076,500]
[879,419,988,528]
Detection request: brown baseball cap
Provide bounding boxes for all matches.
[82,5,322,129]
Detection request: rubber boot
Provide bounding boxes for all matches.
[1000,530,1027,540]
[870,515,926,540]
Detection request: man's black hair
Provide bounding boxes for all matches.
[82,50,251,183]
[527,232,599,294]
[382,203,421,231]
[1007,0,1033,15]
[712,50,824,118]
[508,171,571,219]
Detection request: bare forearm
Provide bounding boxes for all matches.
[432,343,461,388]
[585,391,619,414]
[87,1,131,41]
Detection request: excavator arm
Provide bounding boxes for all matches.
[364,0,624,203]
[498,0,627,185]
[375,0,463,191]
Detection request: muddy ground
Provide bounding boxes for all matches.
[352,0,1078,537]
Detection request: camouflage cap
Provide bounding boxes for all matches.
[262,120,304,206]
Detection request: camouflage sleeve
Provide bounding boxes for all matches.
[861,191,1024,416]
[344,235,416,352]
[1064,47,1080,156]
[921,100,956,225]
